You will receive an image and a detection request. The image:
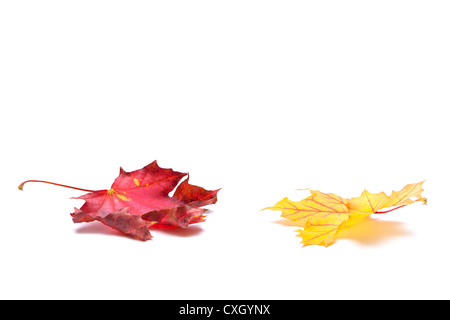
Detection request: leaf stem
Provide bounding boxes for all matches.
[18,180,96,193]
[374,205,407,214]
[375,198,425,214]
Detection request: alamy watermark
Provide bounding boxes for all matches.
[179,304,270,317]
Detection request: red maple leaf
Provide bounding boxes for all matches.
[19,161,219,240]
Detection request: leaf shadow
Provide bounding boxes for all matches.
[273,217,413,246]
[75,222,130,238]
[74,221,204,240]
[150,224,204,237]
[338,218,413,246]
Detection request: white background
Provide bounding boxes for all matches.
[1,1,449,300]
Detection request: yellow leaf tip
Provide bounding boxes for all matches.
[18,182,25,191]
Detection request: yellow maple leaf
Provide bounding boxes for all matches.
[343,190,390,227]
[384,181,427,208]
[264,193,349,222]
[298,214,349,246]
[299,189,349,206]
[264,192,350,246]
[264,182,426,246]
[347,190,390,213]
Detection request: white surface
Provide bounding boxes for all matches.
[1,1,449,300]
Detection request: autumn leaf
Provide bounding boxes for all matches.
[266,193,349,222]
[383,181,426,208]
[298,214,349,247]
[18,161,220,241]
[264,182,426,246]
